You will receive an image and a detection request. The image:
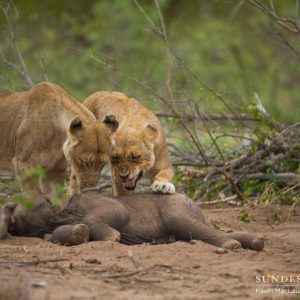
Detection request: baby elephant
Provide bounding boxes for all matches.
[0,192,264,251]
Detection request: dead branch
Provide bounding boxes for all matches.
[155,112,259,122]
[37,53,49,82]
[200,195,238,205]
[0,1,34,87]
[247,0,300,35]
[132,1,209,164]
[214,168,245,201]
[135,0,245,126]
[242,172,299,182]
[275,32,300,60]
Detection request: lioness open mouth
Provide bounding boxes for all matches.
[124,171,143,190]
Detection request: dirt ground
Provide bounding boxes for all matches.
[0,204,299,300]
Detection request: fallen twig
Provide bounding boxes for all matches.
[242,172,299,182]
[103,266,154,279]
[200,195,238,205]
[0,258,69,266]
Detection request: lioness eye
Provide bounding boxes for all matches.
[111,156,120,164]
[131,155,141,161]
[79,159,92,168]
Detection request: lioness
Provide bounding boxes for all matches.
[84,92,175,196]
[0,82,116,198]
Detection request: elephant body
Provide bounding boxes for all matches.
[0,192,264,251]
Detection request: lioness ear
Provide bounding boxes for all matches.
[144,123,158,141]
[69,116,82,133]
[147,123,157,131]
[103,115,119,134]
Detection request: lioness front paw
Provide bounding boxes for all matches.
[151,181,176,194]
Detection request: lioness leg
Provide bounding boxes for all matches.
[13,158,41,192]
[67,169,80,197]
[41,169,66,199]
[149,163,175,194]
[111,167,129,196]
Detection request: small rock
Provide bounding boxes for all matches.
[192,265,201,269]
[215,248,228,254]
[30,280,47,288]
[83,258,101,264]
[189,240,198,245]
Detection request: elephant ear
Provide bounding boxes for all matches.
[144,123,158,141]
[103,115,119,135]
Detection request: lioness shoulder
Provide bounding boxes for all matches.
[84,91,175,196]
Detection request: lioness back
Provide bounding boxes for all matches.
[84,91,175,196]
[84,92,160,130]
[0,83,115,199]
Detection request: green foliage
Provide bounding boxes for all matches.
[287,196,300,222]
[273,211,282,226]
[260,183,285,205]
[213,223,221,230]
[18,166,45,184]
[50,183,67,206]
[0,179,20,194]
[284,144,300,172]
[238,210,252,223]
[0,1,300,211]
[173,167,199,198]
[242,179,263,197]
[0,166,67,209]
[0,1,299,123]
[11,191,34,210]
[0,196,6,205]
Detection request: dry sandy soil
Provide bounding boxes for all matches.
[0,204,299,300]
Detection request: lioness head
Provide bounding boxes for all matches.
[63,116,118,188]
[110,123,158,190]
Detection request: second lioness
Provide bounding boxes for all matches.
[0,82,116,198]
[84,92,175,196]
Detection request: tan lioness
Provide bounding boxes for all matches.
[84,91,175,196]
[0,82,116,198]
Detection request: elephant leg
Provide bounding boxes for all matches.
[87,221,121,242]
[165,215,241,250]
[46,224,89,246]
[0,203,17,239]
[227,232,264,251]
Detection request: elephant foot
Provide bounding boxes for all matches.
[221,239,242,250]
[49,224,89,246]
[228,232,265,251]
